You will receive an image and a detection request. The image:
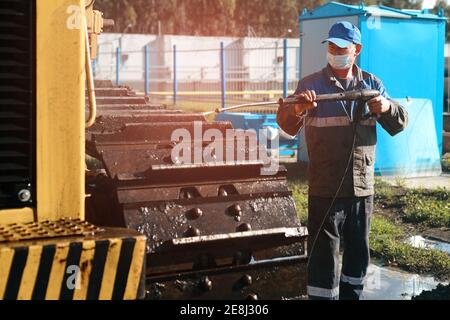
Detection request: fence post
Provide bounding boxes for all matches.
[145,45,150,96]
[283,39,288,99]
[173,45,177,105]
[220,42,226,108]
[92,59,97,77]
[116,47,121,85]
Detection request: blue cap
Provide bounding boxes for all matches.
[322,21,362,48]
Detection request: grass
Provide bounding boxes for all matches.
[374,178,397,199]
[370,216,450,281]
[169,100,218,113]
[289,178,450,280]
[401,189,449,228]
[288,181,308,225]
[374,179,450,229]
[86,154,103,170]
[442,156,450,173]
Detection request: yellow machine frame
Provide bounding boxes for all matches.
[0,0,85,224]
[0,1,146,300]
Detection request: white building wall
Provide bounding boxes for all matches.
[96,33,300,87]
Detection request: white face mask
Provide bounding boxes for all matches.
[327,52,353,70]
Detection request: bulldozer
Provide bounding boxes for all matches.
[0,0,308,300]
[0,0,146,300]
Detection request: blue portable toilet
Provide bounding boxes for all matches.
[298,1,446,176]
[375,98,442,176]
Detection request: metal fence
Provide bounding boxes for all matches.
[94,39,300,108]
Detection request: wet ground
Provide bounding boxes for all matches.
[406,235,450,254]
[370,175,449,299]
[360,236,450,300]
[361,262,448,300]
[336,233,450,300]
[286,164,450,299]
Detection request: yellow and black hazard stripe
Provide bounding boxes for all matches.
[0,231,146,300]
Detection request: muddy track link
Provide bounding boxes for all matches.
[85,80,308,299]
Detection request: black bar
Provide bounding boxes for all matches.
[4,247,29,300]
[112,238,136,300]
[59,242,83,300]
[32,245,56,300]
[86,240,110,300]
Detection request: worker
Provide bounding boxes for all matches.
[277,21,408,300]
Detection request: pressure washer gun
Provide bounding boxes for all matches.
[280,89,381,121]
[206,89,381,121]
[279,89,380,107]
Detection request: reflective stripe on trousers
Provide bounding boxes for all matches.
[307,286,339,300]
[340,274,366,285]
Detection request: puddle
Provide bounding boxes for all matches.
[361,262,447,300]
[362,236,450,299]
[336,256,448,300]
[406,235,450,254]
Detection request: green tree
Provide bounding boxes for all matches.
[94,0,425,37]
[340,0,422,8]
[432,1,449,41]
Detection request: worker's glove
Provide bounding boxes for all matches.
[293,90,318,115]
[367,95,391,117]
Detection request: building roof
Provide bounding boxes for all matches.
[299,1,446,21]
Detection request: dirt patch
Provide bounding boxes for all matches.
[412,283,450,300]
[423,228,450,244]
